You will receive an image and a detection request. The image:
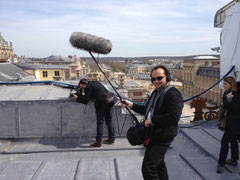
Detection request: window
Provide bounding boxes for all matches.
[43,71,48,77]
[134,92,142,96]
[55,71,60,76]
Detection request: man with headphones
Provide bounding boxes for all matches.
[122,65,183,180]
[72,79,115,148]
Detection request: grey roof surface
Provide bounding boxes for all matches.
[13,63,70,70]
[192,56,218,60]
[101,63,113,71]
[124,80,141,88]
[35,64,69,69]
[0,122,239,180]
[0,83,239,179]
[196,66,220,79]
[43,55,74,63]
[130,72,151,80]
[0,63,35,82]
[0,81,122,101]
[16,58,33,63]
[174,61,183,70]
[13,63,38,70]
[0,84,70,101]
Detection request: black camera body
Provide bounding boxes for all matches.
[69,93,75,98]
[69,86,81,98]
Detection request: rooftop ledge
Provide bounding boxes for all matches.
[0,100,134,138]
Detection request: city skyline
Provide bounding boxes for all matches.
[0,0,229,58]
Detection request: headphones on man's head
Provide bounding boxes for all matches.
[78,78,88,86]
[150,65,171,82]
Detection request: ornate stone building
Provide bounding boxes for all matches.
[0,33,13,63]
[128,87,148,102]
[182,55,221,105]
[125,63,154,74]
[172,61,183,82]
[195,65,222,105]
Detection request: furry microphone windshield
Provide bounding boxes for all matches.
[69,32,112,54]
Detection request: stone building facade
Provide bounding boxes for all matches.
[0,33,13,63]
[182,56,221,105]
[125,63,154,74]
[195,65,222,105]
[172,61,183,82]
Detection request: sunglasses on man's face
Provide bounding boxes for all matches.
[151,76,165,82]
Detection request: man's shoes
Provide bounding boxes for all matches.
[103,138,115,144]
[216,165,224,174]
[89,142,102,148]
[226,159,238,166]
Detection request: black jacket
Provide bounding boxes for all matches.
[131,86,184,143]
[76,81,108,105]
[225,90,240,135]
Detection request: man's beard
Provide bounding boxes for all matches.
[155,82,168,91]
[156,84,165,91]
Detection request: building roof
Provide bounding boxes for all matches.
[43,55,74,63]
[13,63,69,70]
[35,64,70,69]
[0,84,70,101]
[16,58,33,63]
[170,81,182,86]
[196,66,220,78]
[0,121,239,180]
[124,80,141,88]
[0,63,35,82]
[101,63,113,71]
[0,83,239,179]
[125,63,155,69]
[0,81,125,101]
[192,56,218,60]
[174,61,183,69]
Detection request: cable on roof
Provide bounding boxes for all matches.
[183,66,235,102]
[0,66,235,109]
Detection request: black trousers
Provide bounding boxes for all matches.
[218,131,239,166]
[142,142,170,180]
[94,103,115,143]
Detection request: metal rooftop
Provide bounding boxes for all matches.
[192,56,218,60]
[0,122,239,180]
[0,83,239,179]
[0,63,35,82]
[124,80,141,88]
[0,84,70,101]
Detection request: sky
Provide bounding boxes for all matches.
[0,0,230,58]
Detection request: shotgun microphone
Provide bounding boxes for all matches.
[69,32,138,126]
[69,32,112,54]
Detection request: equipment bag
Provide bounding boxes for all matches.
[127,124,150,146]
[127,85,172,146]
[106,91,118,106]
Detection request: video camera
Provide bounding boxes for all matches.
[62,85,81,98]
[69,86,81,98]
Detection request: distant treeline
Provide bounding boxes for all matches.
[82,54,220,62]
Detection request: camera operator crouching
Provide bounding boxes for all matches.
[71,79,115,147]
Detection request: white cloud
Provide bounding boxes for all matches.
[0,0,230,57]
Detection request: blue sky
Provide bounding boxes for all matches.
[0,0,230,58]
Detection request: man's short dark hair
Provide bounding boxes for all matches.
[79,78,88,86]
[151,65,171,82]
